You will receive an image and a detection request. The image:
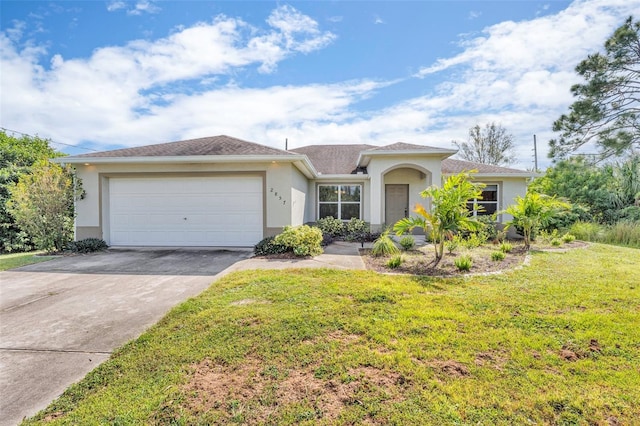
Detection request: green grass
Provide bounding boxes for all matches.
[570,220,640,248]
[24,244,640,425]
[0,251,55,271]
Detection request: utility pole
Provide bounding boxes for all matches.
[533,134,538,172]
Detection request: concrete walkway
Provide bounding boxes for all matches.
[220,241,366,277]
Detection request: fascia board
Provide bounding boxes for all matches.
[443,172,539,178]
[357,149,457,167]
[313,174,371,181]
[54,154,310,165]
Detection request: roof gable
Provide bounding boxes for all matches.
[365,142,455,153]
[70,135,293,158]
[290,144,374,175]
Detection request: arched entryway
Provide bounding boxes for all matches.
[382,164,432,227]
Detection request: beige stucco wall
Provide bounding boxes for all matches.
[290,166,309,226]
[73,161,300,241]
[367,156,442,229]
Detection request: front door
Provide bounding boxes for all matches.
[385,184,409,227]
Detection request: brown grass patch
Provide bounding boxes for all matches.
[183,358,405,423]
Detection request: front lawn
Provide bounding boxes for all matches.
[25,244,640,425]
[0,251,55,271]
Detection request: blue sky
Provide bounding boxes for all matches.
[1,0,639,169]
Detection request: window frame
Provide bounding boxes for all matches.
[317,184,362,221]
[468,183,500,218]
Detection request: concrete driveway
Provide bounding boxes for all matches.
[0,248,251,426]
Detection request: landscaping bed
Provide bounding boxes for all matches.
[361,240,589,276]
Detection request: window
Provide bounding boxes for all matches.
[467,184,498,216]
[318,185,361,220]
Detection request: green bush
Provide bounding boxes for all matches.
[315,217,344,238]
[274,225,323,257]
[499,242,513,253]
[454,254,473,271]
[491,251,506,261]
[461,231,488,249]
[562,233,576,243]
[477,215,499,241]
[254,236,289,256]
[345,218,369,242]
[371,230,400,257]
[399,236,415,251]
[66,238,108,253]
[386,254,404,269]
[445,235,461,254]
[551,238,562,247]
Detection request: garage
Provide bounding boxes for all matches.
[108,175,263,247]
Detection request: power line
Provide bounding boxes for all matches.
[1,127,99,152]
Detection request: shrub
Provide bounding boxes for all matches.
[491,251,506,261]
[445,235,461,254]
[67,238,108,253]
[551,238,563,246]
[386,254,404,269]
[371,230,400,257]
[254,236,289,256]
[321,233,333,247]
[399,235,415,251]
[477,215,499,241]
[500,242,513,253]
[562,233,576,243]
[462,231,488,249]
[345,218,369,242]
[274,225,323,257]
[539,229,559,244]
[315,217,344,238]
[454,254,473,271]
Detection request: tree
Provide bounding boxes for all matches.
[7,161,80,252]
[453,122,516,166]
[502,192,570,250]
[0,131,63,252]
[550,16,640,160]
[530,154,640,224]
[393,171,485,266]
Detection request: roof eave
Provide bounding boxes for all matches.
[357,149,457,167]
[443,172,539,178]
[314,173,371,181]
[55,154,308,165]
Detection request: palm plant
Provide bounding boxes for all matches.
[502,192,570,250]
[393,171,485,266]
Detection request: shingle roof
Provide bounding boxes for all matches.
[442,158,529,174]
[365,142,455,153]
[290,144,374,174]
[70,135,293,158]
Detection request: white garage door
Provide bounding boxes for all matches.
[109,176,263,247]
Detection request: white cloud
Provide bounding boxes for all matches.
[128,1,161,16]
[1,0,639,171]
[0,5,341,147]
[468,11,482,20]
[107,1,160,15]
[373,15,384,25]
[106,1,126,12]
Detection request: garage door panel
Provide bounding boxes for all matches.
[109,176,263,247]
